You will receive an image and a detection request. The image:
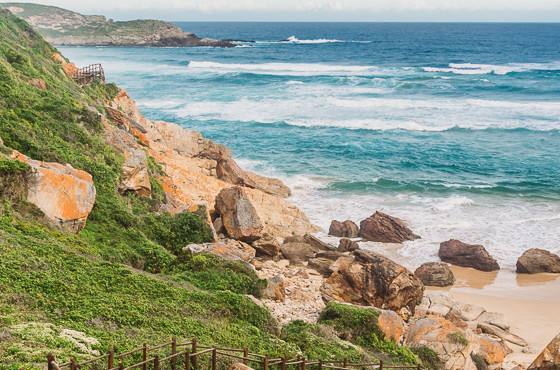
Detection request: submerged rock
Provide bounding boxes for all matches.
[359,211,420,243]
[11,150,96,234]
[516,248,560,274]
[414,262,455,287]
[320,250,424,315]
[439,239,500,272]
[328,220,359,238]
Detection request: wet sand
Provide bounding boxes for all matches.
[428,266,560,367]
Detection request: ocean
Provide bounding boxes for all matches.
[60,22,560,271]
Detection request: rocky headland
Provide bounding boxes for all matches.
[2,2,244,47]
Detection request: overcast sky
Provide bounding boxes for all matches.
[8,0,560,21]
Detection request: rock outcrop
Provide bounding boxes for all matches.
[414,262,455,287]
[328,220,359,238]
[11,151,96,234]
[320,250,424,316]
[516,248,560,274]
[359,211,420,243]
[215,187,263,242]
[439,239,500,272]
[529,332,560,369]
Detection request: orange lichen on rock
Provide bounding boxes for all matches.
[52,53,78,76]
[378,309,405,343]
[11,150,96,234]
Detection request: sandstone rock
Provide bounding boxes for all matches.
[304,234,337,252]
[472,335,507,370]
[315,251,345,261]
[378,309,405,343]
[445,311,469,330]
[184,240,255,262]
[284,235,306,244]
[245,171,291,198]
[529,333,560,369]
[329,256,355,273]
[320,250,424,315]
[477,323,528,347]
[308,258,335,277]
[28,78,46,90]
[425,291,456,308]
[449,303,486,322]
[213,152,258,188]
[251,260,263,270]
[229,363,254,370]
[277,259,290,269]
[439,239,500,272]
[252,234,281,257]
[262,260,278,269]
[215,187,263,242]
[477,312,510,331]
[405,318,476,369]
[359,211,420,243]
[338,238,359,252]
[263,275,285,302]
[11,151,96,234]
[427,304,451,317]
[516,248,560,274]
[213,217,224,235]
[328,220,359,238]
[414,262,455,287]
[280,242,315,264]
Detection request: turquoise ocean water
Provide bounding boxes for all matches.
[61,22,560,270]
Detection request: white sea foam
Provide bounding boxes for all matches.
[188,61,378,76]
[423,61,560,75]
[286,35,342,44]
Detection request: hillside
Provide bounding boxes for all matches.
[0,3,237,47]
[0,7,433,369]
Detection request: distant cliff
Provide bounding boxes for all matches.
[1,2,237,47]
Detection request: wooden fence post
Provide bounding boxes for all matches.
[154,355,160,370]
[243,348,248,365]
[379,360,383,370]
[172,337,177,370]
[192,338,197,370]
[318,359,323,370]
[118,362,124,370]
[417,364,421,370]
[264,354,269,370]
[185,348,191,370]
[281,357,287,370]
[343,358,348,369]
[301,358,306,370]
[212,346,217,370]
[296,355,301,370]
[71,358,77,370]
[142,344,148,370]
[47,354,60,370]
[108,350,114,370]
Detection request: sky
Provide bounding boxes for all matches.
[6,0,560,21]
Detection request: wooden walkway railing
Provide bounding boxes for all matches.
[47,338,421,370]
[69,64,105,85]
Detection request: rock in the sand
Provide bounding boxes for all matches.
[529,332,560,369]
[263,275,286,302]
[328,220,359,238]
[477,312,510,331]
[414,262,455,287]
[308,257,335,277]
[215,187,263,242]
[359,211,420,243]
[439,239,500,272]
[321,250,424,315]
[304,234,337,252]
[516,248,560,274]
[252,234,281,257]
[338,238,359,252]
[477,323,528,347]
[449,303,486,322]
[280,242,315,264]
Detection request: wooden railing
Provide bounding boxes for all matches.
[69,64,105,85]
[47,338,421,370]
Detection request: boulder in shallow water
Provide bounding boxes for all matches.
[414,262,455,287]
[329,220,359,238]
[359,211,420,243]
[516,248,560,274]
[439,239,500,272]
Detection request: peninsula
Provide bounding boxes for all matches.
[1,2,239,47]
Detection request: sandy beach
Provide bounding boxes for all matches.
[426,266,560,367]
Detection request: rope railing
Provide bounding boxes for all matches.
[46,337,422,370]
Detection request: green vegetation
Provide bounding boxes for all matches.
[318,303,418,365]
[447,332,469,347]
[412,347,442,370]
[471,353,489,370]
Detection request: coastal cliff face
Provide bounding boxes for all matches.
[1,2,236,47]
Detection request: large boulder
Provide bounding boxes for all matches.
[338,238,359,252]
[477,323,528,347]
[280,242,315,264]
[308,257,335,277]
[215,187,263,242]
[516,248,560,274]
[414,262,455,287]
[11,151,96,234]
[320,250,424,315]
[328,220,359,238]
[529,332,560,369]
[359,211,420,243]
[439,239,500,272]
[184,240,255,262]
[251,234,281,257]
[263,274,286,302]
[304,234,337,252]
